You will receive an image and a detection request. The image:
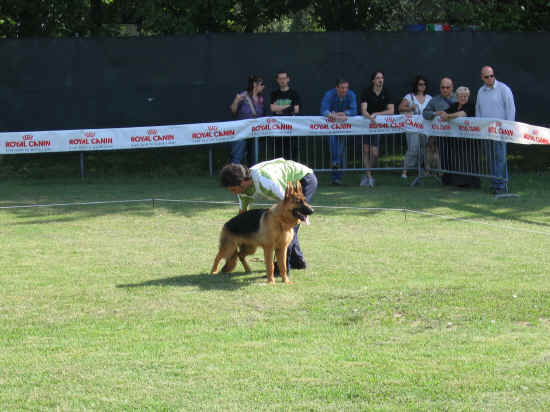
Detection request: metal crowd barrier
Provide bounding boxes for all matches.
[249,134,508,190]
[255,134,410,172]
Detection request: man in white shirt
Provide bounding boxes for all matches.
[475,66,516,194]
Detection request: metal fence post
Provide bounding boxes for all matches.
[209,146,213,176]
[80,152,85,179]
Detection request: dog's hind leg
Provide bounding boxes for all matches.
[221,252,238,273]
[238,244,257,273]
[211,251,224,274]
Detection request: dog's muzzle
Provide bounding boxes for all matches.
[293,205,314,225]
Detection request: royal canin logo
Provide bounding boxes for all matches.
[192,127,236,139]
[458,120,480,132]
[523,128,549,144]
[85,132,96,138]
[251,118,293,133]
[309,119,351,130]
[147,129,158,135]
[6,134,51,148]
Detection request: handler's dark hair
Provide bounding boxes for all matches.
[220,163,251,187]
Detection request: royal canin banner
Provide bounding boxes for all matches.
[1,115,548,155]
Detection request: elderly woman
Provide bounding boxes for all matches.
[439,86,480,188]
[440,86,474,120]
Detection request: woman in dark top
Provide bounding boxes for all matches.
[443,86,475,118]
[439,86,480,188]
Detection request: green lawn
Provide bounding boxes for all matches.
[1,173,549,411]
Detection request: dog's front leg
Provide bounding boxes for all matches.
[276,248,292,284]
[264,246,275,284]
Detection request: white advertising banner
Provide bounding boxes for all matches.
[0,115,548,155]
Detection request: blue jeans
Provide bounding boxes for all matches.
[485,140,507,190]
[329,135,345,182]
[229,139,246,164]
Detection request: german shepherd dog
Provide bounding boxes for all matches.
[211,181,314,284]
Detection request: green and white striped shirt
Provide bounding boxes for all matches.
[237,158,313,211]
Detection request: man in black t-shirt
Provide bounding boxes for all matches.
[270,71,301,115]
[269,71,301,159]
[359,71,394,187]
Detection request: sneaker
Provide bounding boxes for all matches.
[360,175,369,186]
[401,173,408,179]
[331,180,342,186]
[368,177,375,188]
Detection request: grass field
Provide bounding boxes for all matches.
[1,173,550,411]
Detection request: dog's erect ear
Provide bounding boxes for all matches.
[295,180,302,195]
[285,181,293,199]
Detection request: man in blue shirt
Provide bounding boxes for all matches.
[320,78,358,185]
[475,66,516,194]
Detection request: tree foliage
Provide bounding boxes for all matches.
[1,0,549,38]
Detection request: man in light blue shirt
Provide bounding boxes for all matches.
[320,78,358,185]
[475,66,516,193]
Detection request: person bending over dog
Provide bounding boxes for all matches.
[211,182,313,284]
[220,158,318,275]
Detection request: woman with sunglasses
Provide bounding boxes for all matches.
[229,75,265,164]
[398,75,432,179]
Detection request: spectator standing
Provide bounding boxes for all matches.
[398,75,432,179]
[422,77,457,184]
[475,66,516,194]
[270,71,300,115]
[360,71,394,187]
[229,75,265,164]
[422,77,456,120]
[270,71,301,159]
[320,78,358,185]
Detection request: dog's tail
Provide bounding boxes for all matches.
[221,252,239,273]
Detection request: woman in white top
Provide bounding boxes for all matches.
[398,75,432,179]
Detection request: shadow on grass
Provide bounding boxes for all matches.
[116,270,267,291]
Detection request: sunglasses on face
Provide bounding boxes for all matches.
[483,74,494,79]
[441,86,451,89]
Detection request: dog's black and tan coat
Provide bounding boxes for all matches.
[211,181,313,284]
